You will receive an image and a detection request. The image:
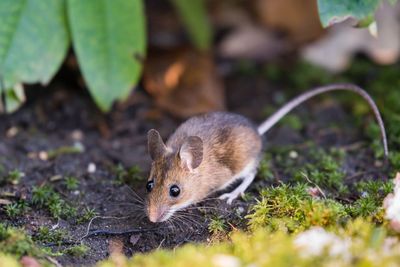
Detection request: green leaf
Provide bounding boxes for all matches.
[0,0,69,88]
[170,0,212,50]
[317,0,381,27]
[0,84,26,114]
[6,84,25,113]
[388,0,398,5]
[68,0,146,111]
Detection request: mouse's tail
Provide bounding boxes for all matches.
[257,83,389,158]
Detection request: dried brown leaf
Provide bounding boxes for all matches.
[144,48,225,118]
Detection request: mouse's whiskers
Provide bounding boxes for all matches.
[170,216,190,232]
[173,212,204,230]
[122,185,145,202]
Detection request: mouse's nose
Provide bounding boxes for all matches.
[148,206,168,223]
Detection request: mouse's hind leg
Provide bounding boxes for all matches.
[219,163,257,204]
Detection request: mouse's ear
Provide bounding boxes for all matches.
[148,129,167,160]
[179,136,203,172]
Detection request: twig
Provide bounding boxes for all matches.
[157,238,165,250]
[301,172,327,199]
[80,215,135,241]
[46,256,63,267]
[83,227,159,239]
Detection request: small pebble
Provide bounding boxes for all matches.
[39,151,48,161]
[6,126,18,138]
[289,150,298,159]
[87,163,96,173]
[49,175,62,182]
[236,206,245,215]
[71,129,84,141]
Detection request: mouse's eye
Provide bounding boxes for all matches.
[146,180,154,192]
[169,185,180,197]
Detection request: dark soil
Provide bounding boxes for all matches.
[0,62,388,266]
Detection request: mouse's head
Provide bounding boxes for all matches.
[145,129,204,223]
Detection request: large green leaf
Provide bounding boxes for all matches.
[0,0,69,88]
[68,0,146,111]
[317,0,381,27]
[170,0,212,50]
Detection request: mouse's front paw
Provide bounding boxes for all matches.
[219,192,240,205]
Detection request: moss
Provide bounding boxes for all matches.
[77,207,98,224]
[355,180,393,199]
[113,164,144,185]
[31,185,77,219]
[63,244,89,257]
[97,218,400,267]
[0,255,19,267]
[0,169,24,186]
[246,184,348,232]
[0,224,65,265]
[208,216,226,236]
[31,185,54,207]
[240,192,253,202]
[64,176,79,191]
[33,226,68,246]
[247,175,396,231]
[47,145,84,160]
[4,201,29,218]
[0,224,44,259]
[293,148,348,195]
[346,180,393,220]
[5,170,24,185]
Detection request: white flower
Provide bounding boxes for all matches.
[212,254,240,267]
[294,227,351,259]
[87,163,96,173]
[384,173,400,231]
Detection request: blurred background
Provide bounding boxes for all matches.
[1,0,399,117]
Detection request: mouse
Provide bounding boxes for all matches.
[144,83,389,223]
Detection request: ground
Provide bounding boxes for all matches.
[0,58,398,266]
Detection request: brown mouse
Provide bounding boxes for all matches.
[145,84,388,223]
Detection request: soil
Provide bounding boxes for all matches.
[0,62,388,266]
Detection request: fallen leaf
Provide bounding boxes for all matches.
[302,1,400,72]
[307,187,321,198]
[108,237,124,255]
[218,24,291,60]
[143,47,225,118]
[0,199,12,205]
[129,233,141,246]
[6,126,19,138]
[49,175,62,182]
[254,0,324,44]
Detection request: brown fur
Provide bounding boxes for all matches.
[146,112,262,222]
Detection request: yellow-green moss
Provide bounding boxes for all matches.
[97,219,400,267]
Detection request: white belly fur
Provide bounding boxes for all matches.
[218,159,258,191]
